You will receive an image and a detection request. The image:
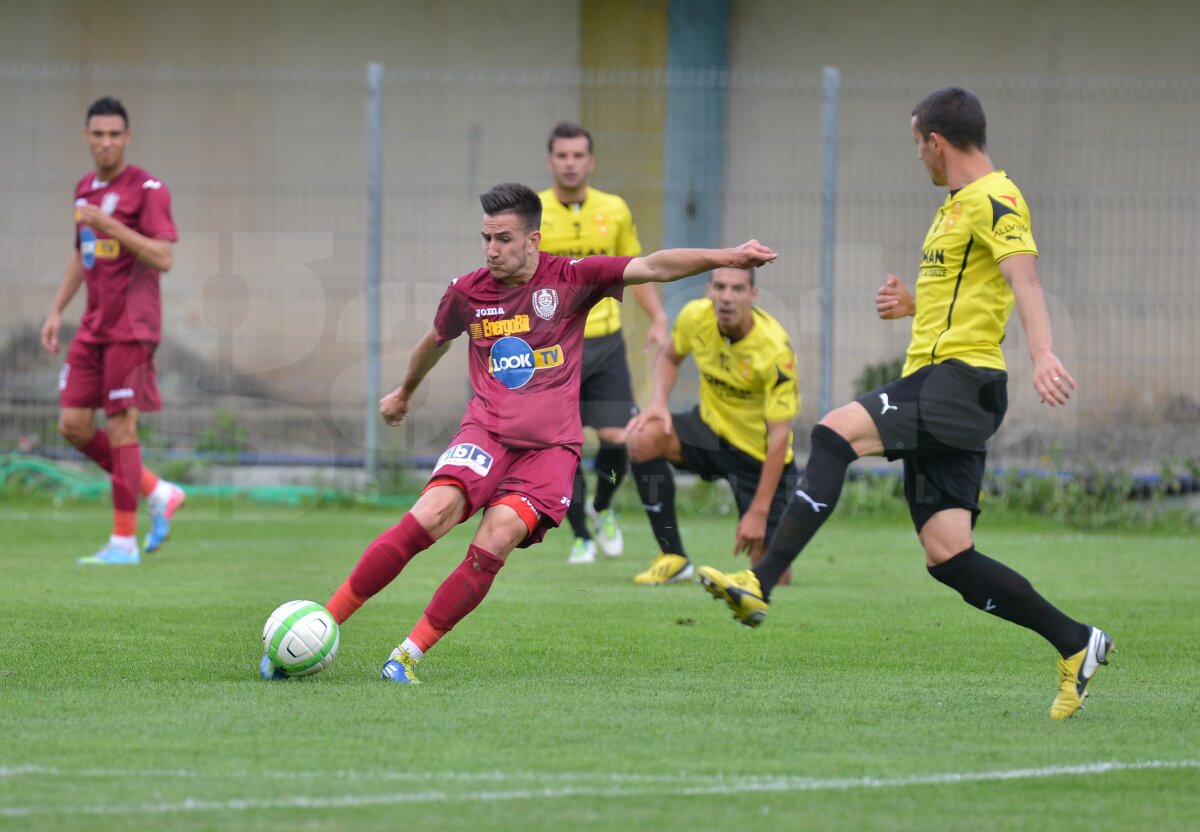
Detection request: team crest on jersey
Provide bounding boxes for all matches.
[488,336,564,389]
[592,213,609,235]
[434,443,494,477]
[738,356,754,381]
[532,288,559,320]
[942,200,964,232]
[100,192,120,215]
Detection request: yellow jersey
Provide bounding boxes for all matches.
[538,187,642,339]
[903,169,1038,377]
[672,298,799,463]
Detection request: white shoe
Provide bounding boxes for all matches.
[567,538,597,564]
[586,505,624,557]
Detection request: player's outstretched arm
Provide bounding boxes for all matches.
[999,254,1075,407]
[41,252,85,353]
[622,240,777,285]
[380,328,453,427]
[76,204,174,273]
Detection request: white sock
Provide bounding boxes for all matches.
[109,534,137,552]
[148,479,176,508]
[399,639,424,661]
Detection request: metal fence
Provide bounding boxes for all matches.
[1,64,1197,474]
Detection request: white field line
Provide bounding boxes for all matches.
[0,759,1196,817]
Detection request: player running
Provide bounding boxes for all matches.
[698,88,1112,720]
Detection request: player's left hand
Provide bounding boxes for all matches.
[74,204,114,233]
[1032,352,1076,407]
[734,509,768,560]
[379,387,412,426]
[727,240,778,269]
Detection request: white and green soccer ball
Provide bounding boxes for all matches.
[262,600,340,677]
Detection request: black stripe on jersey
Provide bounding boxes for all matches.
[929,236,973,363]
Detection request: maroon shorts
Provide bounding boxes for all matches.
[59,339,161,416]
[429,423,580,546]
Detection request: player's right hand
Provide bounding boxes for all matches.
[728,240,778,269]
[876,274,915,319]
[379,387,411,426]
[40,312,61,353]
[626,402,672,438]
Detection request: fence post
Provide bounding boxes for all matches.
[365,62,383,483]
[820,65,840,418]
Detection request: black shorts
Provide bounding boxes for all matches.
[578,331,638,430]
[855,359,1008,532]
[671,406,799,542]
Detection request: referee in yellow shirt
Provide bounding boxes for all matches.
[625,267,800,586]
[538,121,669,565]
[698,88,1112,721]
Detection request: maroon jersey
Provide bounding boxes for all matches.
[73,163,177,343]
[434,253,633,450]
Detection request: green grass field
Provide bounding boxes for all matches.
[2,495,1198,831]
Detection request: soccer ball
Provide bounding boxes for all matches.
[262,600,340,677]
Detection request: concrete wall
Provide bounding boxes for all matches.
[1,0,1195,462]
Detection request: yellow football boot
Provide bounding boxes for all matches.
[1050,627,1114,720]
[697,566,769,628]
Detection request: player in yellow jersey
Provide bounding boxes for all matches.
[538,122,669,565]
[625,267,799,585]
[698,89,1112,720]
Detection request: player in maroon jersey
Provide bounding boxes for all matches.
[40,97,185,565]
[261,182,777,682]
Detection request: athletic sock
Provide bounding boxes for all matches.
[108,533,137,552]
[928,547,1091,657]
[565,463,590,539]
[422,544,506,632]
[79,430,113,470]
[399,638,425,662]
[631,457,685,557]
[592,444,628,512]
[345,512,435,597]
[111,443,143,537]
[403,615,447,657]
[753,424,857,596]
[325,580,369,625]
[144,472,168,502]
[78,429,166,501]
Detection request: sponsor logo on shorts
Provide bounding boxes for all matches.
[469,314,530,340]
[434,443,494,477]
[532,288,559,321]
[58,364,70,391]
[488,336,564,389]
[878,392,898,415]
[108,388,134,401]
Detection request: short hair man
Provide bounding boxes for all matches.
[625,266,800,586]
[538,121,669,565]
[698,88,1112,721]
[42,96,185,565]
[263,183,777,682]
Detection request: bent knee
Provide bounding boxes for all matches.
[58,418,92,447]
[626,424,668,463]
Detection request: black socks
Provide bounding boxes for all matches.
[928,547,1090,657]
[753,424,858,595]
